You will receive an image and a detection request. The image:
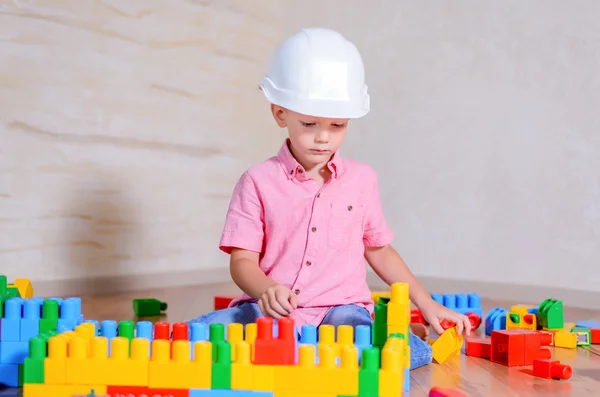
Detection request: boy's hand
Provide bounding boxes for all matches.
[419,298,471,336]
[257,284,298,318]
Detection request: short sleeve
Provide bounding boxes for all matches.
[219,171,265,254]
[363,172,394,247]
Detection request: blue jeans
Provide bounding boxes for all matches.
[188,301,432,370]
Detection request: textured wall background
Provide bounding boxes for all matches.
[1,1,598,294]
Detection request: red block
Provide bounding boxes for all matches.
[214,295,236,310]
[465,337,491,358]
[253,316,295,365]
[467,312,482,330]
[491,330,525,366]
[522,330,552,365]
[532,359,572,380]
[590,328,600,344]
[172,322,188,341]
[107,385,189,397]
[411,309,429,326]
[154,322,171,340]
[429,386,468,397]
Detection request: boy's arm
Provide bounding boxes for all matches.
[229,248,278,299]
[365,244,471,336]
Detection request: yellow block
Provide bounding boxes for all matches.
[554,332,577,349]
[245,323,257,361]
[10,278,34,299]
[228,323,243,361]
[148,339,212,389]
[272,344,359,396]
[23,384,106,397]
[252,364,274,391]
[509,304,533,316]
[372,291,390,303]
[45,335,72,385]
[232,341,253,390]
[379,339,404,397]
[432,326,463,364]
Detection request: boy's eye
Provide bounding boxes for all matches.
[332,124,346,128]
[301,122,316,127]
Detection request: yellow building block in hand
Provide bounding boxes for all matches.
[431,326,463,364]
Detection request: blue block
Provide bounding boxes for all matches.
[190,389,273,397]
[0,341,29,364]
[299,325,317,345]
[404,367,410,391]
[0,363,20,387]
[432,292,482,319]
[576,320,600,329]
[355,324,371,363]
[528,307,538,315]
[136,321,153,357]
[100,320,117,354]
[1,298,25,342]
[20,299,42,341]
[485,307,508,336]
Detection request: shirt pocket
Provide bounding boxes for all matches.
[327,201,365,251]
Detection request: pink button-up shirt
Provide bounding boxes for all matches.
[219,139,394,328]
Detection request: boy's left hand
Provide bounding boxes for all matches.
[419,299,471,336]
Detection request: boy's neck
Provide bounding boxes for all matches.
[288,141,333,185]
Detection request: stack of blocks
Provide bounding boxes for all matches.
[0,276,86,387]
[16,281,412,397]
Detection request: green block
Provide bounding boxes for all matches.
[6,286,20,299]
[39,300,59,333]
[209,323,226,362]
[211,341,231,389]
[538,299,563,329]
[0,275,7,317]
[571,327,591,346]
[23,337,46,384]
[373,300,388,348]
[133,298,168,316]
[358,347,379,397]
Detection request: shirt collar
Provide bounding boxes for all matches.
[277,138,344,180]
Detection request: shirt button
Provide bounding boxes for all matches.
[317,193,321,198]
[294,289,300,295]
[290,170,294,175]
[347,205,353,211]
[305,260,312,266]
[311,226,317,232]
[298,169,304,173]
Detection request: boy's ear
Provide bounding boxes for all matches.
[271,104,287,128]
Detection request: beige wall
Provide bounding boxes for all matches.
[1,1,598,297]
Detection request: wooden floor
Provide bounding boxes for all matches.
[5,282,600,396]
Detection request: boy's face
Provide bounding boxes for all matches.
[271,105,349,169]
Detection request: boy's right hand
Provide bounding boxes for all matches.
[257,284,298,318]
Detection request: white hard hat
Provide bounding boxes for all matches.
[259,27,370,119]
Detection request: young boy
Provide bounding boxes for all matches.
[188,27,471,369]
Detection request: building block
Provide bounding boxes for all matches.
[23,384,107,397]
[552,331,577,348]
[133,298,168,317]
[464,337,491,359]
[0,362,20,387]
[431,326,463,364]
[522,330,552,365]
[411,308,428,326]
[148,339,212,389]
[431,292,482,319]
[1,297,24,341]
[21,298,43,341]
[485,307,508,335]
[189,390,274,397]
[570,327,591,346]
[0,340,29,364]
[538,299,563,330]
[57,297,82,331]
[506,312,537,331]
[23,337,45,384]
[253,317,294,365]
[490,330,525,366]
[39,300,59,334]
[591,329,600,344]
[212,341,232,389]
[214,296,236,310]
[11,279,34,299]
[576,320,600,329]
[532,359,572,380]
[429,386,469,397]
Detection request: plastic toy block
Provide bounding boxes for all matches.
[23,337,45,384]
[387,282,409,327]
[39,299,59,334]
[371,291,390,304]
[485,307,508,335]
[22,384,107,397]
[107,386,189,397]
[576,320,600,329]
[378,337,405,397]
[464,337,491,359]
[253,317,295,365]
[189,390,274,397]
[411,309,428,325]
[570,326,591,346]
[11,279,33,299]
[227,323,243,361]
[1,297,24,341]
[57,297,82,331]
[231,341,252,390]
[431,326,463,364]
[509,304,534,316]
[522,331,552,365]
[532,359,572,380]
[358,347,379,397]
[431,292,482,319]
[251,363,274,391]
[0,362,20,387]
[0,341,29,364]
[538,299,563,330]
[272,343,359,396]
[214,295,236,310]
[372,297,389,348]
[21,298,43,341]
[591,329,600,344]
[429,387,469,397]
[148,339,212,389]
[5,286,20,299]
[212,341,232,389]
[552,331,577,348]
[506,312,537,331]
[490,330,525,366]
[133,298,168,317]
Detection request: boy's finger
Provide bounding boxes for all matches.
[289,291,298,309]
[432,321,444,335]
[267,290,289,316]
[463,317,472,336]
